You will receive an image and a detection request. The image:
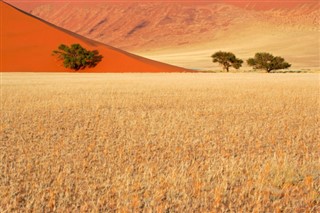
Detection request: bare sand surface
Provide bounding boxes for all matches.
[1,2,188,72]
[7,0,319,70]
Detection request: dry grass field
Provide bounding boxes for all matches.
[1,73,319,212]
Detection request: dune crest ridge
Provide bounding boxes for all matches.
[11,0,319,70]
[1,2,189,72]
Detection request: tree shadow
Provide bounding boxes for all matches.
[87,50,103,68]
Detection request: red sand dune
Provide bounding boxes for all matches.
[1,2,188,72]
[6,0,318,12]
[8,0,319,70]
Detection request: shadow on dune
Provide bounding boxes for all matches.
[87,50,104,69]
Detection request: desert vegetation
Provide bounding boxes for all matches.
[1,73,319,212]
[211,51,243,72]
[52,44,103,70]
[247,52,291,72]
[211,51,292,73]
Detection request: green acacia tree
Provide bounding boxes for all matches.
[52,44,103,71]
[247,52,291,72]
[211,51,243,72]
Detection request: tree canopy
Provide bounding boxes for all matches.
[211,51,243,72]
[52,44,103,71]
[247,52,291,72]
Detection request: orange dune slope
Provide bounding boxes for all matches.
[0,2,188,72]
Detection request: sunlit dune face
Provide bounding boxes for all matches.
[5,0,318,70]
[7,0,318,11]
[1,2,188,72]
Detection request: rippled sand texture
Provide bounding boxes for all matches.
[10,0,320,70]
[1,2,188,72]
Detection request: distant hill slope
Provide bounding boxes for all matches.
[9,0,319,70]
[1,2,188,72]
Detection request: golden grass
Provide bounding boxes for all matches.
[1,73,319,212]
